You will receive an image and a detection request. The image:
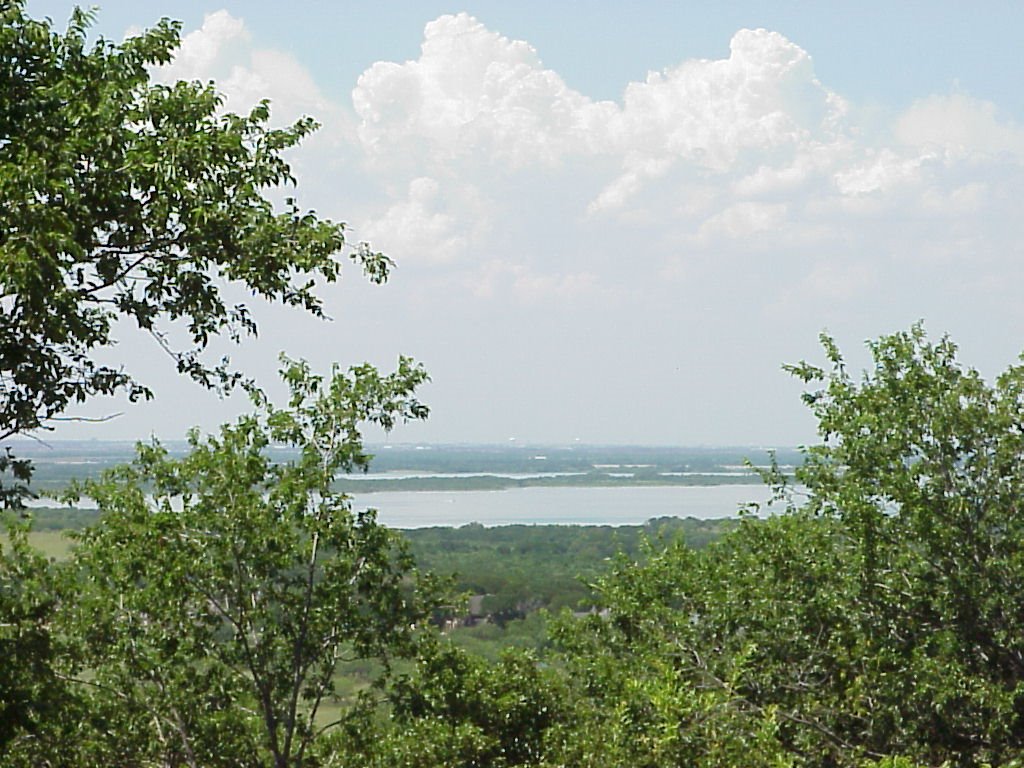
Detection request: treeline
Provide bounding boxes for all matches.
[340,444,803,476]
[407,517,730,616]
[19,448,776,494]
[22,505,732,624]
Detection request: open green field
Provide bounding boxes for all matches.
[26,530,74,559]
[2,529,74,560]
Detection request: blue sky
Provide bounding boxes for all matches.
[31,1,1024,114]
[22,1,1024,446]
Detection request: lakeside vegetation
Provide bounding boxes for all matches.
[17,506,734,615]
[13,509,736,692]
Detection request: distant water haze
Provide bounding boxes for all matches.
[351,484,779,528]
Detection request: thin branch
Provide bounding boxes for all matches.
[79,243,183,296]
[53,671,131,701]
[148,328,182,362]
[1,430,51,448]
[283,527,321,762]
[314,716,351,740]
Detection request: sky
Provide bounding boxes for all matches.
[21,1,1024,447]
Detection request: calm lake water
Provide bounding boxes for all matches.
[351,484,775,528]
[31,483,779,528]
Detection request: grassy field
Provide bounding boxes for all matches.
[2,529,75,560]
[31,530,74,558]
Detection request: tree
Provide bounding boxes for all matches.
[327,641,566,768]
[537,325,1024,767]
[0,519,63,752]
[0,2,389,505]
[3,357,442,767]
[545,538,799,768]
[783,324,1024,763]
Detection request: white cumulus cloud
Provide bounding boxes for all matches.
[351,17,873,267]
[353,19,848,215]
[353,13,616,167]
[613,29,843,168]
[148,10,1024,311]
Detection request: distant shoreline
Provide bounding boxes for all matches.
[9,441,799,497]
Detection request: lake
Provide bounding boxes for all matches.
[28,482,782,528]
[351,484,776,528]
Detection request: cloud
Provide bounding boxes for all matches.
[798,260,877,303]
[733,149,832,198]
[155,10,336,127]
[919,182,987,216]
[587,155,674,214]
[834,148,931,196]
[352,13,616,168]
[591,29,852,215]
[614,29,843,167]
[62,9,1024,446]
[151,11,1024,312]
[361,177,478,264]
[353,19,847,210]
[894,93,1024,159]
[466,260,603,303]
[697,202,789,241]
[350,17,874,272]
[159,10,248,77]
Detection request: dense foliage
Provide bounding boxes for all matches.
[3,359,437,766]
[407,518,729,618]
[553,326,1024,767]
[544,326,1024,767]
[10,325,1024,766]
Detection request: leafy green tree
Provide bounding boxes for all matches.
[1,4,415,761]
[0,2,389,505]
[782,324,1024,763]
[0,518,64,751]
[546,538,797,768]
[328,641,565,768]
[2,358,440,767]
[540,325,1024,767]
